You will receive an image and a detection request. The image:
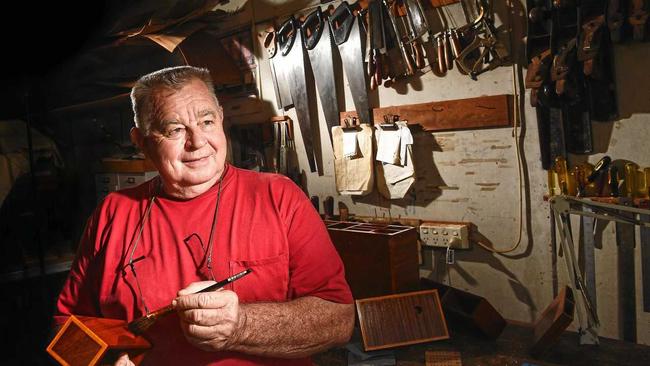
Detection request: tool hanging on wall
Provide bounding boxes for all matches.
[272,118,293,175]
[383,0,417,76]
[525,0,617,170]
[260,28,284,109]
[278,17,319,173]
[454,0,509,79]
[380,0,408,80]
[629,0,649,41]
[403,0,429,70]
[302,8,341,145]
[330,2,372,124]
[265,25,294,110]
[439,1,473,75]
[368,0,387,89]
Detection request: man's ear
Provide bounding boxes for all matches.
[130,127,145,151]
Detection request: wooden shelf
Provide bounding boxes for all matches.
[340,94,512,132]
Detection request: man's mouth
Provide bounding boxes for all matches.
[183,155,211,165]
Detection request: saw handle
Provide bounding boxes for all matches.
[435,34,447,76]
[302,8,325,50]
[369,49,383,90]
[412,41,425,69]
[330,1,355,46]
[374,50,383,85]
[278,17,297,56]
[444,31,454,70]
[262,29,277,58]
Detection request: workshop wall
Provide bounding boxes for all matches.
[228,0,650,344]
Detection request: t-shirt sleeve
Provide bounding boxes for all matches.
[284,189,353,304]
[53,210,104,325]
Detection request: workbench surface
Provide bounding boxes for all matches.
[314,322,650,366]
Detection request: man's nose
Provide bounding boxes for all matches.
[185,127,207,149]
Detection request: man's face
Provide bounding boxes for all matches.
[139,78,227,191]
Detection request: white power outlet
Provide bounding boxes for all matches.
[419,222,470,249]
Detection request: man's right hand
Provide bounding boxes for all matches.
[174,281,245,352]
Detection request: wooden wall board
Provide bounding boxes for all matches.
[356,289,450,351]
[340,94,512,132]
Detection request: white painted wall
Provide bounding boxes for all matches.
[224,0,650,344]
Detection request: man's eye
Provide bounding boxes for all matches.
[203,120,214,126]
[165,127,185,138]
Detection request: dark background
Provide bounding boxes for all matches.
[0,3,109,365]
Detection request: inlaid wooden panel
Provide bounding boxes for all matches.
[425,350,462,366]
[47,315,150,366]
[49,319,105,366]
[356,290,449,351]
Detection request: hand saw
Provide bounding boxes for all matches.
[302,8,341,145]
[330,2,371,124]
[278,17,319,173]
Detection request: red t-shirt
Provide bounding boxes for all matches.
[55,165,352,365]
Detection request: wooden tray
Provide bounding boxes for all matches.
[356,290,450,351]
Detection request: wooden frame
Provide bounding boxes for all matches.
[356,290,450,351]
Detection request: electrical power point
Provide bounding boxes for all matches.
[419,222,471,249]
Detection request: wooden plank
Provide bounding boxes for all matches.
[340,94,512,132]
[356,290,449,351]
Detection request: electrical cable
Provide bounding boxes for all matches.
[475,62,525,254]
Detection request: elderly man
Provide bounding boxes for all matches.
[54,66,354,365]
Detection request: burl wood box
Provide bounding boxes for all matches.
[47,315,150,366]
[325,220,419,299]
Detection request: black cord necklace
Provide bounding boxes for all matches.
[126,169,226,313]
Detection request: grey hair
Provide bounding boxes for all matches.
[130,66,219,135]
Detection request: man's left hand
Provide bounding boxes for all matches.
[174,281,246,352]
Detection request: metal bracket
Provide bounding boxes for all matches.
[549,195,650,345]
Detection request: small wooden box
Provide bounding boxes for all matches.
[47,315,150,366]
[530,286,575,356]
[421,279,506,339]
[325,220,419,299]
[356,290,450,351]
